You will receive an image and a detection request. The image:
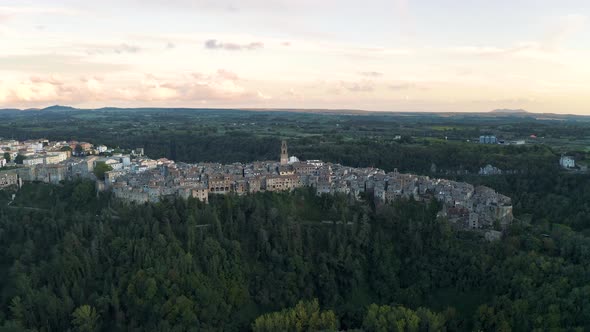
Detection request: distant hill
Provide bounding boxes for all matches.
[490,109,529,115]
[0,105,78,113]
[40,105,78,112]
[0,105,588,122]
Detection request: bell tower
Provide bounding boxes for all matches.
[280,140,288,165]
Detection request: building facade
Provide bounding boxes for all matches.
[560,155,575,169]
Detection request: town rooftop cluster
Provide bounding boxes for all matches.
[1,139,513,236]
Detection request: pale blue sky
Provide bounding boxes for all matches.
[1,0,589,113]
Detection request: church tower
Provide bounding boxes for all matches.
[280,140,288,165]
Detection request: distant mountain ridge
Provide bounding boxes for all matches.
[490,109,529,114]
[0,105,76,112]
[40,105,78,112]
[0,105,588,120]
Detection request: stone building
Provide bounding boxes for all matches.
[178,186,209,203]
[280,140,289,166]
[292,162,317,175]
[0,171,19,188]
[266,174,301,191]
[35,164,67,184]
[112,185,149,204]
[190,187,209,203]
[208,174,232,194]
[279,165,295,175]
[247,176,262,193]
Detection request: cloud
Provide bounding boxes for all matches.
[0,54,129,73]
[114,43,141,54]
[216,69,239,81]
[112,70,267,103]
[446,15,588,64]
[446,41,590,66]
[389,82,416,90]
[340,80,375,93]
[284,88,304,100]
[257,91,272,100]
[3,76,83,104]
[448,45,511,56]
[0,83,7,103]
[204,39,264,51]
[81,43,141,55]
[30,75,64,86]
[0,69,270,107]
[83,78,104,95]
[358,71,383,78]
[190,69,239,82]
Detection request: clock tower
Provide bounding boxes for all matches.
[280,140,288,165]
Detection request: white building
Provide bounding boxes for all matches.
[28,142,44,152]
[560,155,575,169]
[0,158,6,168]
[103,158,123,170]
[97,145,108,153]
[44,152,68,164]
[23,156,45,166]
[479,164,502,176]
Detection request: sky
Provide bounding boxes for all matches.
[0,0,589,113]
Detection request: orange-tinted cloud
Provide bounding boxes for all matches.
[204,39,264,51]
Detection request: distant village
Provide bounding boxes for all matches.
[1,138,514,238]
[477,134,586,173]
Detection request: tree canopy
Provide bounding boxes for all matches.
[0,181,588,331]
[13,155,24,164]
[92,162,112,180]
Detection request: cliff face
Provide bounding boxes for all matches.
[496,205,514,227]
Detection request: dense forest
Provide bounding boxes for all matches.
[2,109,590,330]
[1,181,589,331]
[1,108,589,175]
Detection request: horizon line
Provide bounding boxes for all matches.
[1,105,589,118]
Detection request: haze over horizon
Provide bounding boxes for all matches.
[1,0,589,114]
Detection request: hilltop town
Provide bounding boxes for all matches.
[1,138,513,236]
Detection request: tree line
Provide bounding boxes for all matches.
[0,181,589,331]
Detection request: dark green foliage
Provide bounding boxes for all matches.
[1,108,587,174]
[71,305,100,332]
[0,182,588,331]
[74,144,83,155]
[1,108,590,330]
[454,171,590,233]
[252,299,337,332]
[13,155,24,165]
[363,304,420,331]
[92,162,112,181]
